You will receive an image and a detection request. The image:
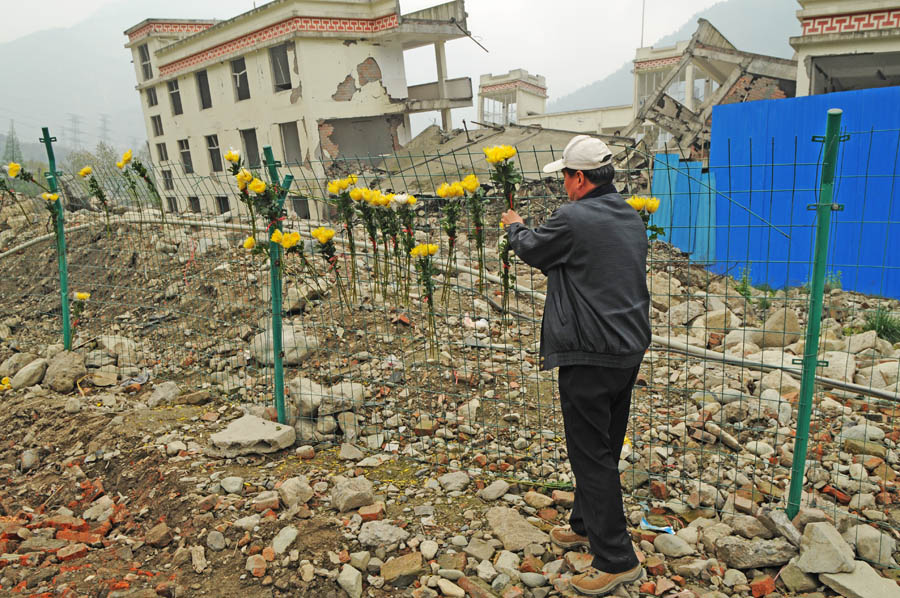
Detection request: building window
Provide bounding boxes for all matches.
[156,142,168,162]
[269,43,292,92]
[205,135,223,172]
[231,57,250,101]
[291,197,310,219]
[146,87,158,107]
[162,169,174,190]
[215,196,230,214]
[138,43,152,81]
[166,196,178,213]
[178,139,193,174]
[279,121,302,165]
[167,79,183,116]
[188,196,201,213]
[151,115,163,137]
[240,128,260,168]
[196,70,212,110]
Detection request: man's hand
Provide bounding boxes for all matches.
[501,210,524,228]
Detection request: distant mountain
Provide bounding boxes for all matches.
[0,0,245,156]
[548,0,800,113]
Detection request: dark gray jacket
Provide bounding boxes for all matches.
[507,184,650,370]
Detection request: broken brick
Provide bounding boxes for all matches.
[57,543,89,562]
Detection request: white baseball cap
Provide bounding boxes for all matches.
[542,134,613,173]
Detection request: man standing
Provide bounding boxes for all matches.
[500,135,650,596]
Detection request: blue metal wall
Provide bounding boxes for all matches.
[708,86,900,298]
[649,154,716,265]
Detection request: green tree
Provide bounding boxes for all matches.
[2,120,24,164]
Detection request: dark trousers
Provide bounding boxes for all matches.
[558,364,640,574]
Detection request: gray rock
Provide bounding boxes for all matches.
[339,443,365,461]
[349,551,370,570]
[779,558,818,593]
[820,560,900,598]
[11,358,47,388]
[0,352,37,378]
[654,533,695,557]
[221,476,244,494]
[476,559,498,582]
[331,477,374,512]
[43,351,86,393]
[757,508,802,546]
[21,449,39,471]
[337,564,363,598]
[147,381,181,407]
[464,538,495,562]
[318,380,366,416]
[278,476,313,507]
[272,525,298,554]
[485,507,550,551]
[250,327,318,366]
[358,520,409,547]
[97,335,136,357]
[843,524,897,566]
[796,522,855,574]
[234,514,260,531]
[288,377,326,417]
[715,536,797,569]
[190,545,207,573]
[207,415,296,457]
[420,539,439,560]
[520,572,548,588]
[438,471,470,492]
[839,424,886,443]
[206,530,226,551]
[723,514,774,539]
[337,412,359,441]
[478,480,511,501]
[759,308,801,347]
[64,397,81,413]
[722,569,747,587]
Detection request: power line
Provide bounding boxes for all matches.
[66,113,82,149]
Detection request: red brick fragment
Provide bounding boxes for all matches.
[57,543,89,562]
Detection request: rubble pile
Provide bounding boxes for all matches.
[1,205,900,597]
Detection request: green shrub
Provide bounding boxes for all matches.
[863,307,900,344]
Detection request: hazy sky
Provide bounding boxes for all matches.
[2,0,724,99]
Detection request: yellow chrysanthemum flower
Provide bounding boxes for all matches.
[407,195,417,206]
[349,187,364,201]
[243,236,256,249]
[311,226,336,244]
[0,376,9,386]
[347,174,358,184]
[625,195,647,211]
[116,161,125,170]
[235,169,253,183]
[327,180,341,194]
[483,145,517,164]
[41,192,59,202]
[249,178,266,194]
[270,229,284,244]
[461,174,479,193]
[281,231,301,249]
[645,197,660,214]
[224,149,240,163]
[74,292,90,301]
[338,178,351,191]
[448,182,464,197]
[122,149,133,165]
[361,188,375,203]
[6,162,21,178]
[78,166,93,178]
[436,183,450,198]
[410,243,438,258]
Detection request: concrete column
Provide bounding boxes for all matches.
[477,92,484,123]
[434,40,451,131]
[684,61,695,112]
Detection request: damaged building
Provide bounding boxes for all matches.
[124,0,473,216]
[479,20,796,166]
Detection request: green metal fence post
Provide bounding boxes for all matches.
[786,108,844,519]
[40,127,71,350]
[263,147,294,425]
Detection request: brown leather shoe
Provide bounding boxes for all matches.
[570,564,644,595]
[550,526,590,549]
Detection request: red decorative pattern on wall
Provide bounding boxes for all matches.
[128,22,214,43]
[479,80,548,98]
[634,56,682,72]
[802,9,900,35]
[158,14,400,77]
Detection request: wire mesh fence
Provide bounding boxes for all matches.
[2,111,900,571]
